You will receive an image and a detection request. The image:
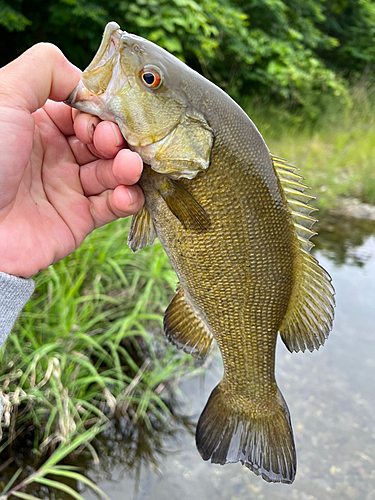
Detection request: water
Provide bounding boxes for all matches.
[82,215,375,500]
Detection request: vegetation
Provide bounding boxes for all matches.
[250,85,375,208]
[1,0,375,112]
[0,427,111,500]
[0,219,199,498]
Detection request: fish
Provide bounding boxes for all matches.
[66,22,335,484]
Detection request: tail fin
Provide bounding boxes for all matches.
[196,383,296,484]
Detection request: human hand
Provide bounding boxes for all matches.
[0,43,144,279]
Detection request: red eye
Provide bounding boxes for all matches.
[140,68,162,89]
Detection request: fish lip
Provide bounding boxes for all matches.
[64,80,100,107]
[64,84,80,107]
[64,80,107,116]
[85,22,122,72]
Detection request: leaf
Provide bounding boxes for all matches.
[44,469,112,500]
[0,468,22,495]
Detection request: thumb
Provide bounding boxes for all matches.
[0,43,81,113]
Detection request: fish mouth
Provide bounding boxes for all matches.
[86,21,123,71]
[65,23,128,121]
[64,80,117,121]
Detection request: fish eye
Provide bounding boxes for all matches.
[140,68,162,89]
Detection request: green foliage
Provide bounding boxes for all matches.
[0,426,111,500]
[0,1,31,31]
[1,0,374,112]
[318,0,375,77]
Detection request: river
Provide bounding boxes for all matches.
[82,214,375,500]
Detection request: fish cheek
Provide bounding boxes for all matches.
[112,86,184,147]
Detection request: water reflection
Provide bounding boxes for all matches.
[81,213,375,500]
[314,213,375,267]
[88,407,196,497]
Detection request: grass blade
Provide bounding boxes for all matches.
[46,469,112,500]
[10,492,39,500]
[1,468,22,495]
[33,477,85,500]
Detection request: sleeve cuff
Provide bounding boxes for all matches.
[0,271,35,349]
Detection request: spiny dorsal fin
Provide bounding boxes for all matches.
[164,285,214,360]
[271,155,335,353]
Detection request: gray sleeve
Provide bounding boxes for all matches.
[0,271,35,350]
[0,272,35,418]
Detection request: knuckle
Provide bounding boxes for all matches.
[29,42,64,61]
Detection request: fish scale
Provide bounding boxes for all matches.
[66,21,335,484]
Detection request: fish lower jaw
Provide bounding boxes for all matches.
[65,81,119,123]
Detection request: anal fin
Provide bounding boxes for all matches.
[163,286,214,360]
[127,205,157,252]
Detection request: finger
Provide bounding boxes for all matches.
[43,100,75,137]
[73,113,126,160]
[73,111,101,144]
[89,185,144,229]
[80,149,143,196]
[93,121,126,157]
[0,43,80,113]
[67,136,98,165]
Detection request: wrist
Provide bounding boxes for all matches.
[0,265,36,280]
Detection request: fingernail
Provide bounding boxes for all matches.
[110,122,125,147]
[126,187,135,206]
[89,122,96,140]
[130,152,143,181]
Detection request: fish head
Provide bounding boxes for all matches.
[66,22,213,179]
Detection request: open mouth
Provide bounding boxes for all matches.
[65,23,128,120]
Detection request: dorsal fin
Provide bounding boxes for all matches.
[272,155,335,353]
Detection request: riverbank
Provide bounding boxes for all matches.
[247,86,375,211]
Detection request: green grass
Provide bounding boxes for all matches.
[245,85,375,209]
[0,218,195,461]
[0,426,111,500]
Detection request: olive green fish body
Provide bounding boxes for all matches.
[138,125,297,481]
[66,22,335,484]
[140,144,295,393]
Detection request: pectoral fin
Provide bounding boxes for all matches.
[157,177,210,231]
[164,286,214,360]
[127,205,157,252]
[151,109,214,180]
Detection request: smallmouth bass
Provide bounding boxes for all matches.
[66,22,335,484]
